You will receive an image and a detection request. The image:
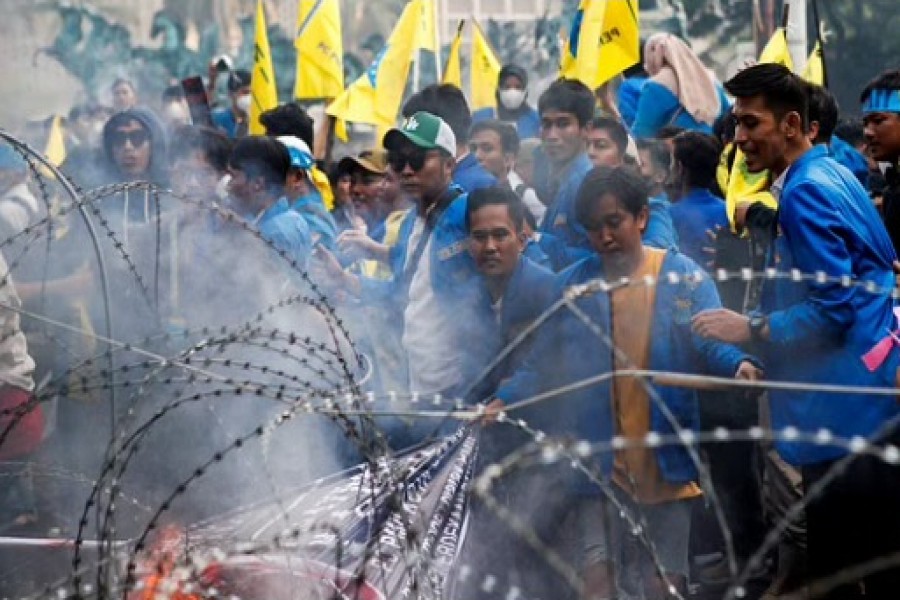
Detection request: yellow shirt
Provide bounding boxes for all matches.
[611,247,702,504]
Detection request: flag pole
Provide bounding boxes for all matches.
[810,0,828,88]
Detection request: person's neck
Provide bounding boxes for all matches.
[606,246,645,281]
[772,138,814,178]
[552,151,582,176]
[486,271,514,303]
[418,186,449,216]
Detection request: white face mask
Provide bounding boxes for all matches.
[235,94,251,114]
[499,88,527,110]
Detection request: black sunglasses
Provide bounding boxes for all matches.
[387,148,428,172]
[110,129,150,148]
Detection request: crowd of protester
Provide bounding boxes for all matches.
[3,31,900,600]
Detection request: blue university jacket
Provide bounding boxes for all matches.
[760,145,900,465]
[495,250,753,490]
[538,152,594,249]
[631,81,730,140]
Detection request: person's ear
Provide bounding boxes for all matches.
[784,111,805,139]
[636,205,650,232]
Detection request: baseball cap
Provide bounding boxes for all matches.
[383,111,456,156]
[277,136,315,170]
[337,148,388,177]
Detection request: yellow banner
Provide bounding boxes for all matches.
[560,0,640,89]
[249,0,278,135]
[470,21,501,111]
[294,0,344,100]
[442,21,464,89]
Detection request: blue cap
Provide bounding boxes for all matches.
[862,88,900,115]
[277,136,315,170]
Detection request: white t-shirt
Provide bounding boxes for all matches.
[401,217,463,395]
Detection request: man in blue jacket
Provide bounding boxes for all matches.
[693,64,900,599]
[492,166,759,599]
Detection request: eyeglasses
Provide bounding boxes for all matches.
[387,148,428,172]
[110,129,150,148]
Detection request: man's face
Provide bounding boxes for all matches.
[381,167,401,207]
[468,204,525,280]
[732,95,791,173]
[350,168,386,224]
[863,111,900,162]
[470,129,509,180]
[540,109,586,167]
[226,165,252,207]
[112,83,137,111]
[110,119,151,177]
[586,127,623,168]
[387,140,452,204]
[172,150,221,199]
[583,193,648,275]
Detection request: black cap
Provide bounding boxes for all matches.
[499,64,528,88]
[227,70,252,93]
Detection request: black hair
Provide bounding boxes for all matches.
[860,69,900,104]
[805,82,839,144]
[111,77,135,92]
[724,63,808,130]
[713,107,736,143]
[834,118,865,148]
[672,131,722,191]
[589,116,628,154]
[575,165,650,223]
[259,102,315,148]
[465,186,526,233]
[470,120,520,156]
[636,138,671,174]
[538,79,595,127]
[162,84,185,103]
[227,69,252,93]
[169,125,232,173]
[498,64,528,88]
[403,84,471,145]
[228,136,291,192]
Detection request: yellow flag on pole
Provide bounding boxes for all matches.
[559,0,640,89]
[249,0,278,135]
[758,27,793,71]
[442,21,464,88]
[44,115,66,167]
[415,0,438,53]
[327,0,421,139]
[801,41,824,86]
[294,0,344,100]
[470,21,501,111]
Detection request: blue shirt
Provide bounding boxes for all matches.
[472,106,542,140]
[537,152,594,253]
[645,195,680,252]
[617,76,647,128]
[669,188,728,267]
[291,191,338,249]
[453,153,497,193]
[257,198,313,267]
[211,107,241,139]
[632,81,730,139]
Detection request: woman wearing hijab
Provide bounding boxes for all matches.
[632,33,730,139]
[472,64,542,140]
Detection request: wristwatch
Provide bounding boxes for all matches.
[748,313,769,344]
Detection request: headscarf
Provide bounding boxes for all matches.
[643,33,721,126]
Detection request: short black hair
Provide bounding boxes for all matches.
[538,79,595,127]
[713,107,736,143]
[227,69,252,93]
[590,116,628,154]
[259,102,315,148]
[169,125,232,173]
[834,118,865,148]
[860,69,900,104]
[724,63,808,130]
[403,84,472,144]
[229,136,291,191]
[470,120,520,156]
[575,165,650,223]
[465,186,526,233]
[636,138,671,174]
[672,131,722,190]
[112,77,135,91]
[805,82,838,144]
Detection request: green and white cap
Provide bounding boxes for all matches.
[383,111,456,156]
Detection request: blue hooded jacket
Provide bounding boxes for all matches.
[495,250,754,492]
[759,145,900,465]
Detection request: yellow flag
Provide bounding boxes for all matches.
[44,115,66,167]
[249,0,278,135]
[559,0,640,89]
[310,166,334,210]
[470,21,501,111]
[294,0,344,100]
[802,41,824,86]
[415,0,438,53]
[759,27,793,71]
[327,0,421,136]
[442,21,464,89]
